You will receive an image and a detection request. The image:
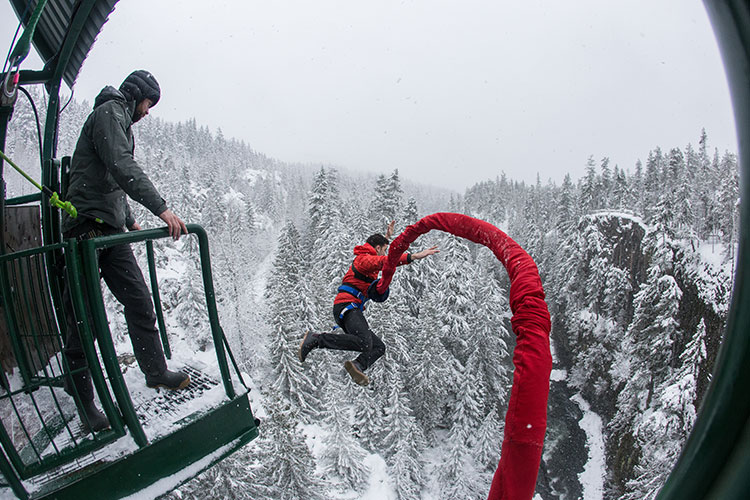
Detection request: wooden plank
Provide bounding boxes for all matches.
[0,206,60,375]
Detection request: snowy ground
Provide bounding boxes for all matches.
[571,394,605,500]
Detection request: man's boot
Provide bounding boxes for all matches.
[145,369,190,390]
[77,400,111,433]
[344,360,370,386]
[64,370,110,433]
[298,331,319,362]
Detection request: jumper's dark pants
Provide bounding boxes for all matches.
[315,303,386,370]
[62,223,167,402]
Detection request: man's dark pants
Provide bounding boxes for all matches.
[315,303,386,370]
[62,224,167,401]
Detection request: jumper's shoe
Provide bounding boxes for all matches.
[298,331,319,362]
[146,369,190,390]
[344,360,370,386]
[78,400,110,433]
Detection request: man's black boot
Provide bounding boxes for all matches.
[298,331,319,362]
[145,369,190,390]
[64,369,108,432]
[78,400,110,433]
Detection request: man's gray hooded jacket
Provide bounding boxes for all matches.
[62,86,167,233]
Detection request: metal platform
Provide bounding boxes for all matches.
[2,362,256,499]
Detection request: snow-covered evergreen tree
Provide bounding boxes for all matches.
[382,373,427,500]
[264,222,320,416]
[253,392,328,500]
[318,375,370,493]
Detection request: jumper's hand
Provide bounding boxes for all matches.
[128,221,142,231]
[413,246,439,260]
[385,220,395,240]
[159,209,188,241]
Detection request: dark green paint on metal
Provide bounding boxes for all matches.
[8,0,47,65]
[5,193,41,205]
[79,238,148,447]
[31,395,258,500]
[64,239,127,439]
[89,226,238,399]
[147,239,171,359]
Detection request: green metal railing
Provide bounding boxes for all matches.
[146,240,171,359]
[80,224,238,400]
[0,242,122,481]
[0,222,246,492]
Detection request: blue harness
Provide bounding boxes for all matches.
[333,284,369,329]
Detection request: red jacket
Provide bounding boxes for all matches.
[334,243,411,306]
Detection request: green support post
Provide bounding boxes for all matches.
[1,102,11,257]
[40,0,100,358]
[64,239,126,438]
[80,239,148,447]
[0,448,27,500]
[146,240,171,359]
[191,225,236,399]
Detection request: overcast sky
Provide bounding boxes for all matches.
[2,1,738,191]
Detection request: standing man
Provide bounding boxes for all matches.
[298,221,438,386]
[62,70,189,432]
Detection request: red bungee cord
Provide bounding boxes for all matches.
[377,213,552,500]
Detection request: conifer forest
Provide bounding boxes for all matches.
[4,87,738,499]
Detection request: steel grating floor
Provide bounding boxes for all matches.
[130,365,220,424]
[16,364,222,494]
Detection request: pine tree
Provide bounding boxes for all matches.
[717,151,739,263]
[436,422,484,500]
[432,234,474,361]
[622,314,702,500]
[409,280,461,437]
[610,224,682,452]
[369,169,404,231]
[666,148,685,186]
[387,169,404,220]
[307,167,333,245]
[350,384,383,452]
[318,376,370,492]
[171,255,210,352]
[369,173,391,231]
[679,318,707,409]
[465,263,512,412]
[600,157,612,207]
[307,168,350,300]
[166,446,262,500]
[382,374,427,500]
[264,222,320,417]
[253,392,329,500]
[474,409,504,471]
[695,130,714,238]
[557,173,577,230]
[402,197,419,225]
[643,147,665,220]
[612,166,629,210]
[632,159,645,215]
[580,155,598,213]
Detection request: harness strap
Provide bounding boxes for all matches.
[332,284,369,330]
[350,262,374,283]
[338,302,361,318]
[338,284,366,302]
[332,260,373,330]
